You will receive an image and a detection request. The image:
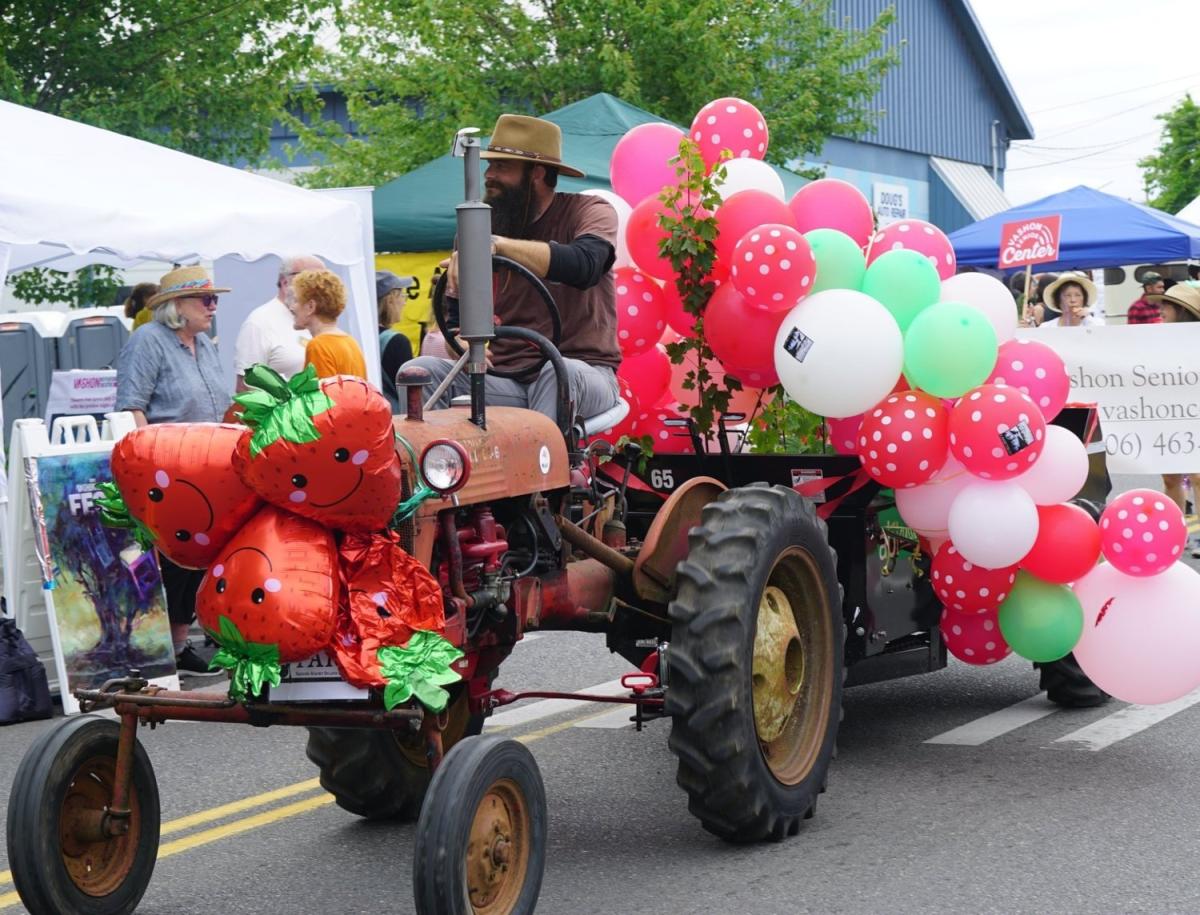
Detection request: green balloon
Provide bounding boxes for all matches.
[805,228,866,293]
[861,249,942,332]
[997,571,1083,663]
[903,301,998,398]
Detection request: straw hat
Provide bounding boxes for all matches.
[1042,272,1097,309]
[1146,283,1200,321]
[481,114,585,178]
[147,265,231,309]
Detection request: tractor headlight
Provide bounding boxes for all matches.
[420,441,470,494]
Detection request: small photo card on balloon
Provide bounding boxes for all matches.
[782,327,814,363]
[999,420,1034,455]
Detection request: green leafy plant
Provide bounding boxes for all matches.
[745,395,833,455]
[6,266,123,308]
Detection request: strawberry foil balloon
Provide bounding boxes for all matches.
[232,365,401,531]
[103,423,262,568]
[197,505,339,699]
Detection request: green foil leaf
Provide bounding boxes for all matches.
[378,631,464,714]
[233,364,334,457]
[204,615,282,702]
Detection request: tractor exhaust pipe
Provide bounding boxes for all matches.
[452,127,495,430]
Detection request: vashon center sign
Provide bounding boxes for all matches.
[998,214,1061,268]
[1019,323,1200,473]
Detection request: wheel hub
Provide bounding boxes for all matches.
[752,585,805,743]
[58,756,141,898]
[466,778,529,913]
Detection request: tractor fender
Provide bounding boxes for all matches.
[632,476,727,603]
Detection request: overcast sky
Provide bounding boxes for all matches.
[968,0,1197,209]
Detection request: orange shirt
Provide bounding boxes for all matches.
[305,332,367,379]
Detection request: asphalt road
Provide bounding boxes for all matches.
[3,473,1199,915]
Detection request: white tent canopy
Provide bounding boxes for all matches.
[0,100,379,388]
[1178,195,1200,231]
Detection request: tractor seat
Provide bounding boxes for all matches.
[447,394,630,439]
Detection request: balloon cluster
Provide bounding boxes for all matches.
[595,97,1200,705]
[99,365,462,709]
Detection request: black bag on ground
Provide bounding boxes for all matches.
[0,617,53,724]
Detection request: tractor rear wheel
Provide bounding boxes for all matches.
[666,483,843,843]
[305,688,482,821]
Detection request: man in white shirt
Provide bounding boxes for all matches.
[234,254,325,391]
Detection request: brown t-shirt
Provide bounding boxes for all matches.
[491,193,621,373]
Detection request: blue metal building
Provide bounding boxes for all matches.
[812,0,1033,231]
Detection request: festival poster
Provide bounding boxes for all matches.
[33,451,177,710]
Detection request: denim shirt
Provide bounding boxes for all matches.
[116,321,230,424]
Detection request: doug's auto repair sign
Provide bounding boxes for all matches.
[998,214,1062,268]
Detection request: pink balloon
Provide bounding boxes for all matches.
[722,361,779,390]
[895,455,974,541]
[948,384,1046,481]
[1098,488,1187,576]
[613,267,667,355]
[636,407,695,454]
[705,283,787,379]
[730,223,816,312]
[617,346,671,407]
[714,190,795,267]
[1014,425,1088,505]
[856,390,950,488]
[932,542,1017,614]
[827,414,863,455]
[627,194,709,282]
[788,179,875,249]
[986,338,1071,422]
[940,605,1011,665]
[1072,562,1200,704]
[689,97,769,171]
[867,219,956,280]
[609,123,686,207]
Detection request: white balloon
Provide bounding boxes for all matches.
[1014,425,1088,505]
[895,456,973,541]
[939,272,1018,344]
[773,290,903,418]
[582,188,634,268]
[947,480,1039,569]
[714,158,786,202]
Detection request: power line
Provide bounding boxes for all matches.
[1028,70,1200,114]
[1007,132,1158,171]
[1036,86,1197,141]
[1014,130,1160,152]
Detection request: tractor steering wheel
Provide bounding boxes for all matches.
[431,255,563,382]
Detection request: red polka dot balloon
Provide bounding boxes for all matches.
[940,605,1011,665]
[855,390,950,488]
[947,384,1046,480]
[867,219,956,280]
[713,190,795,266]
[1098,489,1187,576]
[596,377,642,444]
[617,346,671,407]
[827,414,863,455]
[613,267,667,355]
[931,542,1017,614]
[636,407,695,454]
[731,223,817,312]
[689,97,769,172]
[985,338,1071,422]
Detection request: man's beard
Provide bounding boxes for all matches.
[487,168,533,237]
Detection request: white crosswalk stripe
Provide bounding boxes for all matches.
[1053,687,1200,751]
[925,694,1061,746]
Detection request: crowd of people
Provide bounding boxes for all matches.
[1014,264,1200,328]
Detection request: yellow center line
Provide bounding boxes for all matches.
[160,777,322,836]
[157,793,335,860]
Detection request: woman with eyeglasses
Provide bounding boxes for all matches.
[115,265,232,676]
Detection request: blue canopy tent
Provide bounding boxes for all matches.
[948,185,1200,272]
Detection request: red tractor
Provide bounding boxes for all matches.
[6,130,998,915]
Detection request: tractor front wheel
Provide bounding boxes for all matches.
[5,715,160,915]
[666,483,843,843]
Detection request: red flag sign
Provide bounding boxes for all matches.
[998,215,1062,269]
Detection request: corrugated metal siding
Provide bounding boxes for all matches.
[831,0,1012,167]
[929,156,1010,219]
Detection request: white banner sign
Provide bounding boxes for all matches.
[44,370,117,425]
[1021,324,1200,473]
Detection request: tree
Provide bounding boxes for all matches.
[1139,94,1200,214]
[293,0,897,188]
[0,0,325,165]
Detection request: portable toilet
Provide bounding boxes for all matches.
[0,311,66,447]
[57,307,131,370]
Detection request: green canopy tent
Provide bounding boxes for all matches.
[372,92,808,252]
